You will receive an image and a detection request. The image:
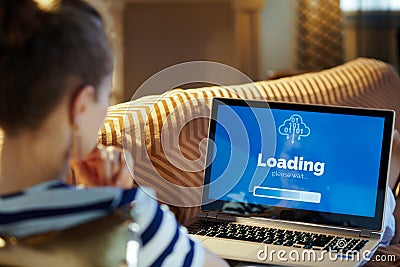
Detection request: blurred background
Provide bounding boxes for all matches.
[38,0,400,103]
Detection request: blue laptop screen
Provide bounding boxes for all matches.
[206,103,386,218]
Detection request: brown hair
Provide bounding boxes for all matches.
[0,0,113,134]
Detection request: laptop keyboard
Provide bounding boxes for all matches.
[187,220,369,252]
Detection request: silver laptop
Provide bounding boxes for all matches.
[185,98,395,266]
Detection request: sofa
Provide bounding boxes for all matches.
[98,57,400,224]
[0,57,398,221]
[0,57,399,265]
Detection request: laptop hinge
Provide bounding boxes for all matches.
[206,211,218,219]
[204,211,235,221]
[197,211,208,218]
[359,229,372,238]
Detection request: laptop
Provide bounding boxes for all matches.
[185,98,395,266]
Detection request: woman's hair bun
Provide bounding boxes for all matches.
[0,0,43,48]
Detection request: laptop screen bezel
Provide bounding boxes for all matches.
[201,98,395,231]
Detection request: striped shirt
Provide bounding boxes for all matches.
[0,180,205,267]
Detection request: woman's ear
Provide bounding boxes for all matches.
[69,85,96,126]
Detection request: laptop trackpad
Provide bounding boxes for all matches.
[202,239,262,259]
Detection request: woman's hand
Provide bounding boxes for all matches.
[69,145,134,189]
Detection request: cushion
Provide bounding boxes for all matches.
[390,130,400,193]
[98,58,398,223]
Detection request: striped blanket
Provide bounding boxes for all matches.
[99,58,400,223]
[102,58,400,223]
[3,58,398,224]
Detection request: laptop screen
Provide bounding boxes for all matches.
[202,98,395,231]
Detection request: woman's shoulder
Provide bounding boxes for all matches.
[0,181,206,267]
[0,180,141,238]
[0,205,135,267]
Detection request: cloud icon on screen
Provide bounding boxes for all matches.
[278,114,310,143]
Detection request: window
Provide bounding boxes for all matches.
[341,0,400,11]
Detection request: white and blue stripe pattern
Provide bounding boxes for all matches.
[0,180,204,267]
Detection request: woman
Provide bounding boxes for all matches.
[0,0,228,266]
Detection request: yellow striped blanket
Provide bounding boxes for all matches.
[99,58,400,223]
